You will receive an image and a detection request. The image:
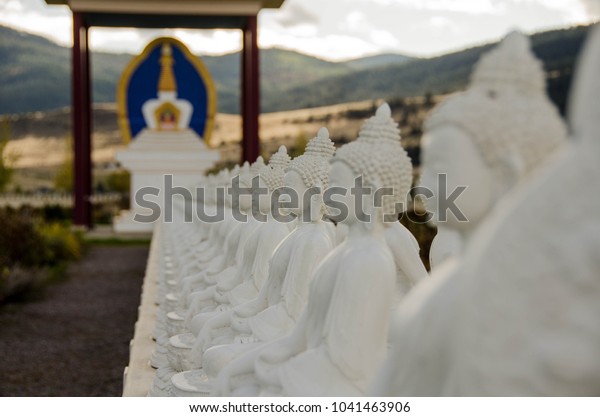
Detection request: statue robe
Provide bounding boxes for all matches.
[260,233,396,396]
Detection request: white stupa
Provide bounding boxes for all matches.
[114,41,220,233]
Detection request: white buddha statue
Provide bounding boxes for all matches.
[215,104,413,396]
[201,129,337,354]
[226,146,294,306]
[154,150,290,392]
[335,218,427,295]
[372,25,600,396]
[165,165,250,310]
[150,163,251,377]
[422,32,567,269]
[428,228,461,270]
[169,168,236,283]
[163,148,294,376]
[182,167,238,258]
[166,167,235,289]
[174,160,258,302]
[167,158,266,332]
[168,128,338,396]
[150,159,266,395]
[142,42,193,131]
[384,221,428,297]
[176,163,251,295]
[181,158,267,320]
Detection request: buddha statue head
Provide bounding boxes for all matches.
[258,146,291,214]
[420,31,567,232]
[240,156,266,211]
[249,156,265,178]
[229,163,240,178]
[284,127,336,220]
[216,165,238,209]
[261,145,290,193]
[330,103,413,226]
[226,161,250,211]
[200,173,214,206]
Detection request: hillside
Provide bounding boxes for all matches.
[0,24,592,116]
[345,53,414,70]
[0,25,411,115]
[263,24,592,115]
[0,25,131,114]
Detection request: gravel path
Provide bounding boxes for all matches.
[0,245,148,396]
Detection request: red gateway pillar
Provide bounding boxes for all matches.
[241,15,260,163]
[72,12,92,228]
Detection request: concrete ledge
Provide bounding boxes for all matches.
[122,223,161,396]
[85,224,153,241]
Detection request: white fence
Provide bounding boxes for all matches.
[0,192,122,208]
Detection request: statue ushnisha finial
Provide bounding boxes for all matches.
[268,146,292,171]
[249,156,266,177]
[471,31,545,94]
[333,103,412,218]
[261,146,291,191]
[356,103,401,147]
[425,32,566,177]
[375,102,392,119]
[287,127,336,189]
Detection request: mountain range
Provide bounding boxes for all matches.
[0,23,593,115]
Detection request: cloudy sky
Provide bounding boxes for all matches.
[0,0,598,60]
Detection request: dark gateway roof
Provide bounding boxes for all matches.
[44,0,285,28]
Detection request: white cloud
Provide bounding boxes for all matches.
[259,25,380,60]
[506,0,591,23]
[3,0,24,12]
[419,0,506,15]
[173,29,242,55]
[370,29,398,48]
[89,28,243,55]
[578,0,600,17]
[0,9,71,46]
[1,0,598,61]
[89,28,144,54]
[345,11,367,30]
[354,0,505,15]
[274,2,319,27]
[429,15,462,34]
[285,23,319,38]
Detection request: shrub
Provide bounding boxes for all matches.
[105,169,130,194]
[0,210,81,268]
[0,209,81,302]
[0,210,48,268]
[37,222,81,264]
[42,204,72,222]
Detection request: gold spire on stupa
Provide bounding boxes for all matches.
[158,43,177,92]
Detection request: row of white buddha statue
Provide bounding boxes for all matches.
[374,26,600,396]
[143,27,599,396]
[148,101,426,396]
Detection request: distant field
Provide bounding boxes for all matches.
[5,96,436,191]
